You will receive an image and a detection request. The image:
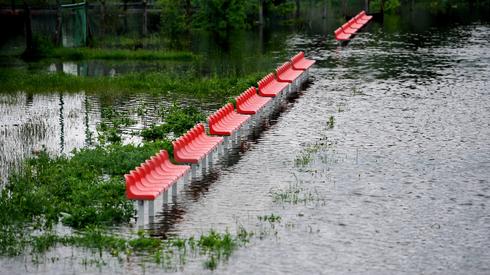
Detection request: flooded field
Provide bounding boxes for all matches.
[1,4,490,275]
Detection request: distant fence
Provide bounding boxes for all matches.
[0,0,157,10]
[0,1,161,42]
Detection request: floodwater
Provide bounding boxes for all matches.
[1,4,490,275]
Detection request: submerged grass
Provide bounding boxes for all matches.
[0,69,266,101]
[141,104,206,141]
[271,174,326,206]
[47,48,196,61]
[29,227,252,270]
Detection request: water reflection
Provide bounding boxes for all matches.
[0,92,100,183]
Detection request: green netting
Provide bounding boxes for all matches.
[61,2,87,47]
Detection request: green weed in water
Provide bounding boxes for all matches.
[257,214,282,223]
[294,142,323,167]
[327,115,335,129]
[96,107,136,145]
[271,175,326,205]
[141,104,205,141]
[0,69,267,102]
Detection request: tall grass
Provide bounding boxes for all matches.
[48,48,196,61]
[0,69,266,101]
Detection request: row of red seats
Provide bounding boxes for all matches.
[125,51,315,205]
[334,10,373,41]
[125,150,190,200]
[208,52,316,137]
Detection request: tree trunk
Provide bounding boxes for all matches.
[142,0,148,36]
[259,0,264,25]
[295,0,300,18]
[185,0,191,18]
[100,0,106,35]
[23,1,33,55]
[322,0,327,18]
[381,0,385,14]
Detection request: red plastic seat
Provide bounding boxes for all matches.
[125,173,159,200]
[236,87,271,114]
[358,10,372,23]
[334,27,352,41]
[348,15,364,29]
[142,161,178,182]
[125,169,169,200]
[290,52,316,71]
[173,123,223,164]
[153,150,190,176]
[257,73,290,97]
[191,125,223,146]
[275,62,303,83]
[342,22,357,34]
[208,103,250,135]
[136,166,174,190]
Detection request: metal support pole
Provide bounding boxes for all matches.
[148,200,154,218]
[191,164,197,179]
[172,181,177,200]
[137,200,144,226]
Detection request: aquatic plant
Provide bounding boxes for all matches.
[327,115,335,129]
[271,174,326,206]
[294,142,323,167]
[26,227,251,270]
[141,104,205,141]
[95,107,137,144]
[257,214,282,223]
[46,48,196,61]
[0,69,266,102]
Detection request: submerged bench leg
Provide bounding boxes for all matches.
[191,164,197,180]
[137,200,145,227]
[208,150,214,168]
[148,200,154,219]
[224,135,230,151]
[201,156,207,175]
[172,182,177,201]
